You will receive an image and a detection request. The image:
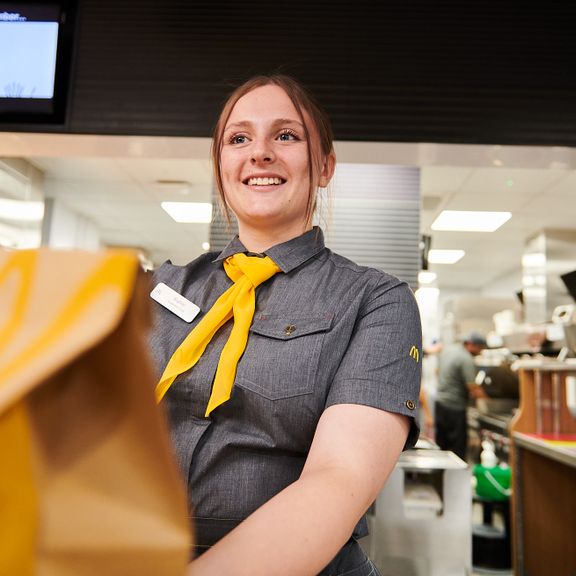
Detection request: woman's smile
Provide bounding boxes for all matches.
[244,175,286,187]
[242,173,287,188]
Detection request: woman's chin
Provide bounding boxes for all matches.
[237,208,286,227]
[241,215,284,231]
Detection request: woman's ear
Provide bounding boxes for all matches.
[318,151,336,188]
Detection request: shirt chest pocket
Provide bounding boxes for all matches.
[235,314,333,400]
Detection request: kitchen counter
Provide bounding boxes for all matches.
[510,362,576,575]
[512,431,576,469]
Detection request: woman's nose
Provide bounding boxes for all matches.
[250,140,274,164]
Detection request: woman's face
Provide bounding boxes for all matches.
[220,84,328,239]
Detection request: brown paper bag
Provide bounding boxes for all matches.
[0,248,192,576]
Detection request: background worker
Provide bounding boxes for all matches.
[434,332,487,461]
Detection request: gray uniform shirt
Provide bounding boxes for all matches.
[436,343,477,410]
[149,228,422,571]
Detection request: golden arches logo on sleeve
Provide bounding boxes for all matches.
[409,346,419,362]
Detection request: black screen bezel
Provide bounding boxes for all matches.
[0,0,77,125]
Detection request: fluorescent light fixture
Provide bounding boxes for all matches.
[0,199,44,222]
[161,202,213,223]
[418,271,437,284]
[431,210,511,232]
[415,287,440,304]
[428,249,465,264]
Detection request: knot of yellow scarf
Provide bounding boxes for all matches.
[155,253,281,416]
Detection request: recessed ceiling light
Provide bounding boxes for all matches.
[415,287,440,302]
[0,199,44,222]
[428,249,465,264]
[161,202,212,223]
[202,241,211,250]
[418,271,437,284]
[431,210,511,232]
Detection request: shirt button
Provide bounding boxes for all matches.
[405,400,416,411]
[284,324,296,336]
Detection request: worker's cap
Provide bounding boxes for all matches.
[462,331,487,347]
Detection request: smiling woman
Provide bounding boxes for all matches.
[212,75,334,247]
[149,74,422,576]
[218,85,320,250]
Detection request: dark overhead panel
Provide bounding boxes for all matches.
[3,0,576,146]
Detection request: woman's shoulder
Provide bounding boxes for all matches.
[152,252,220,288]
[323,247,408,292]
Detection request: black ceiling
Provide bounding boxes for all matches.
[5,0,576,146]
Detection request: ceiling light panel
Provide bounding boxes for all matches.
[418,271,437,284]
[428,249,465,264]
[161,202,212,223]
[431,210,511,232]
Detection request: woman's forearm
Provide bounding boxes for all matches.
[188,406,409,576]
[188,466,367,576]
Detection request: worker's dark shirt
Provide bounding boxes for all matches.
[436,343,477,410]
[149,227,422,573]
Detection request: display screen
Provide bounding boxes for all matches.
[1,5,59,98]
[0,2,74,123]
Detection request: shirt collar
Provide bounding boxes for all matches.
[213,227,326,273]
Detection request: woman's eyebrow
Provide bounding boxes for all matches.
[224,120,252,132]
[224,118,305,132]
[271,118,305,129]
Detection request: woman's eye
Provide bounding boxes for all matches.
[277,130,298,142]
[230,134,247,145]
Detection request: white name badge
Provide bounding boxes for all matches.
[150,282,200,323]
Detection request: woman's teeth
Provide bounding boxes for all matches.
[247,177,283,186]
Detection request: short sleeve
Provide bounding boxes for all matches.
[325,279,422,449]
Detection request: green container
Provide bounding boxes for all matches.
[473,464,512,501]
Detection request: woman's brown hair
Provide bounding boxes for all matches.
[211,74,335,224]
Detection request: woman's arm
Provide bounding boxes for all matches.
[189,403,410,576]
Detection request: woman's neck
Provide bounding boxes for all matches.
[238,222,313,253]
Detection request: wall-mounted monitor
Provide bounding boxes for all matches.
[0,1,76,125]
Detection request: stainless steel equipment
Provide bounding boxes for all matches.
[469,360,519,463]
[552,303,576,358]
[361,450,471,576]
